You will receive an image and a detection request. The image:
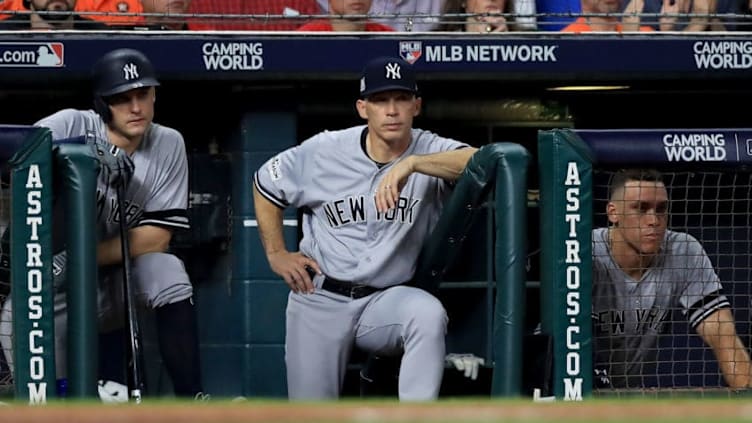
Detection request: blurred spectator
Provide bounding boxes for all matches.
[709,0,746,30]
[188,0,320,30]
[560,0,654,31]
[439,0,507,31]
[0,0,18,20]
[535,0,579,30]
[626,0,714,31]
[138,0,192,29]
[439,0,537,31]
[319,0,446,31]
[298,0,394,30]
[1,0,109,29]
[75,0,143,25]
[371,0,447,31]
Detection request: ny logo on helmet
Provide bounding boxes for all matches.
[122,63,139,81]
[385,63,401,80]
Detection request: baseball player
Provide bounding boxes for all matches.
[0,48,205,398]
[592,168,752,389]
[253,56,477,401]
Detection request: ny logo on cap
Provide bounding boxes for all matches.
[385,62,401,80]
[122,63,139,81]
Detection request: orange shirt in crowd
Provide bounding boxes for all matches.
[296,20,394,31]
[561,17,655,32]
[0,0,22,20]
[0,0,143,25]
[76,0,143,25]
[188,0,320,30]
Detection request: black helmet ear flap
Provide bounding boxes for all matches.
[94,96,111,123]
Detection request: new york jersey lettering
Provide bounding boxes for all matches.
[323,195,366,228]
[376,197,420,223]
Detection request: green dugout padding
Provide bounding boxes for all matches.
[414,142,530,396]
[8,128,103,402]
[53,142,101,399]
[8,127,55,403]
[537,129,593,400]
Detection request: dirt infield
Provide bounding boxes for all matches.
[1,400,752,423]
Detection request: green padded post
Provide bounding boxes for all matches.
[54,143,100,399]
[413,143,530,397]
[491,143,530,396]
[537,129,593,400]
[8,128,55,403]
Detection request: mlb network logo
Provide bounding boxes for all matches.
[399,41,422,64]
[0,42,64,67]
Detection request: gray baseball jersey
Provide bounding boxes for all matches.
[0,109,195,379]
[591,227,730,388]
[254,125,469,288]
[254,125,467,400]
[36,108,190,237]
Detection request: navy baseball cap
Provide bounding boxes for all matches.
[359,56,419,98]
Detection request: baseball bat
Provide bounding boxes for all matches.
[116,178,144,403]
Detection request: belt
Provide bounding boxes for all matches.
[321,277,381,299]
[306,267,382,299]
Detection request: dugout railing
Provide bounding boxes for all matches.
[538,128,752,400]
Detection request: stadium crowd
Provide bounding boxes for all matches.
[0,0,748,32]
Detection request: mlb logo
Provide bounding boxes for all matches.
[399,41,422,64]
[36,43,64,67]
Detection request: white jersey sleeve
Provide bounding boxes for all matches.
[35,109,109,141]
[253,131,323,209]
[669,231,729,327]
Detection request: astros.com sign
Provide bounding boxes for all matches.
[24,164,48,404]
[562,161,584,401]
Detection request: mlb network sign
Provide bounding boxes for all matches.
[399,40,558,64]
[0,43,63,67]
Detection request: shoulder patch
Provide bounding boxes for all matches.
[268,156,282,181]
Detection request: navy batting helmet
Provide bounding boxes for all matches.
[92,48,160,122]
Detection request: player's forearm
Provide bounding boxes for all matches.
[253,185,288,257]
[97,226,171,266]
[697,309,752,388]
[409,147,478,182]
[719,343,752,388]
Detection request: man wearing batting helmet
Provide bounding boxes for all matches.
[592,168,752,389]
[0,48,205,399]
[253,56,478,400]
